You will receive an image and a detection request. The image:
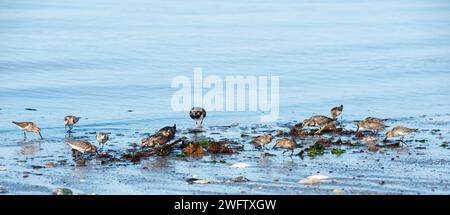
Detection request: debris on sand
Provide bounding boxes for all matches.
[231,176,250,182]
[230,162,250,169]
[186,178,210,184]
[298,175,329,185]
[52,188,73,195]
[183,143,204,156]
[44,162,56,167]
[207,141,234,154]
[25,108,38,111]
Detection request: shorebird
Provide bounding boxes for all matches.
[66,140,98,159]
[96,132,109,149]
[303,115,336,135]
[12,121,43,140]
[356,117,388,133]
[330,105,343,120]
[272,138,297,156]
[141,124,176,147]
[251,134,273,149]
[189,107,206,131]
[64,115,81,133]
[384,126,418,142]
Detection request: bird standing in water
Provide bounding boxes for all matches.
[141,124,176,147]
[189,107,206,131]
[303,115,336,135]
[64,115,81,133]
[251,134,273,149]
[66,140,98,160]
[356,117,388,133]
[384,126,418,143]
[12,121,43,140]
[96,132,109,149]
[330,105,343,120]
[272,138,297,156]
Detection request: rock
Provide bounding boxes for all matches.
[230,162,250,169]
[52,188,73,195]
[232,176,250,182]
[298,175,329,185]
[186,178,210,184]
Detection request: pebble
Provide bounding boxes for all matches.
[52,188,73,195]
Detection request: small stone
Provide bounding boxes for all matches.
[52,188,73,195]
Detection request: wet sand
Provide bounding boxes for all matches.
[0,114,449,195]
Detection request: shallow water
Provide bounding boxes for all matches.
[1,0,450,194]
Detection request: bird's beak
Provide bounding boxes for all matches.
[272,144,277,150]
[356,125,359,132]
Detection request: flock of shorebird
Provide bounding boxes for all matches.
[11,105,418,158]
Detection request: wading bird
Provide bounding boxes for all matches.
[141,124,176,147]
[384,126,418,143]
[64,115,81,133]
[12,121,43,140]
[189,107,206,131]
[251,134,273,149]
[272,138,297,156]
[356,117,388,133]
[330,105,343,120]
[303,115,336,135]
[96,132,109,149]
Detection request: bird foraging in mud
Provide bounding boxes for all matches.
[303,115,336,135]
[272,138,297,156]
[64,115,81,133]
[251,134,273,149]
[384,126,418,143]
[356,117,388,133]
[330,105,343,120]
[66,140,98,160]
[12,121,43,140]
[96,132,109,149]
[189,107,206,131]
[141,124,176,147]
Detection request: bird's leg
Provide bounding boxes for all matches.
[282,150,287,155]
[314,127,324,135]
[199,118,204,129]
[290,150,294,157]
[23,132,27,141]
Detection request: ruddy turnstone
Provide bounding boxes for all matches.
[330,105,343,120]
[64,115,81,133]
[12,121,43,140]
[384,126,418,142]
[251,134,273,149]
[303,115,336,135]
[96,132,109,148]
[141,124,176,147]
[189,107,206,130]
[356,117,388,133]
[272,138,297,156]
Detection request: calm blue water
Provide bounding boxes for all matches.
[1,0,450,129]
[1,0,450,195]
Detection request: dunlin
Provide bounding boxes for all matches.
[356,117,388,133]
[272,138,297,156]
[303,115,336,135]
[190,107,206,130]
[251,134,273,149]
[330,105,343,120]
[384,126,418,142]
[96,132,109,148]
[12,121,43,140]
[64,115,81,133]
[66,140,98,160]
[141,124,176,147]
